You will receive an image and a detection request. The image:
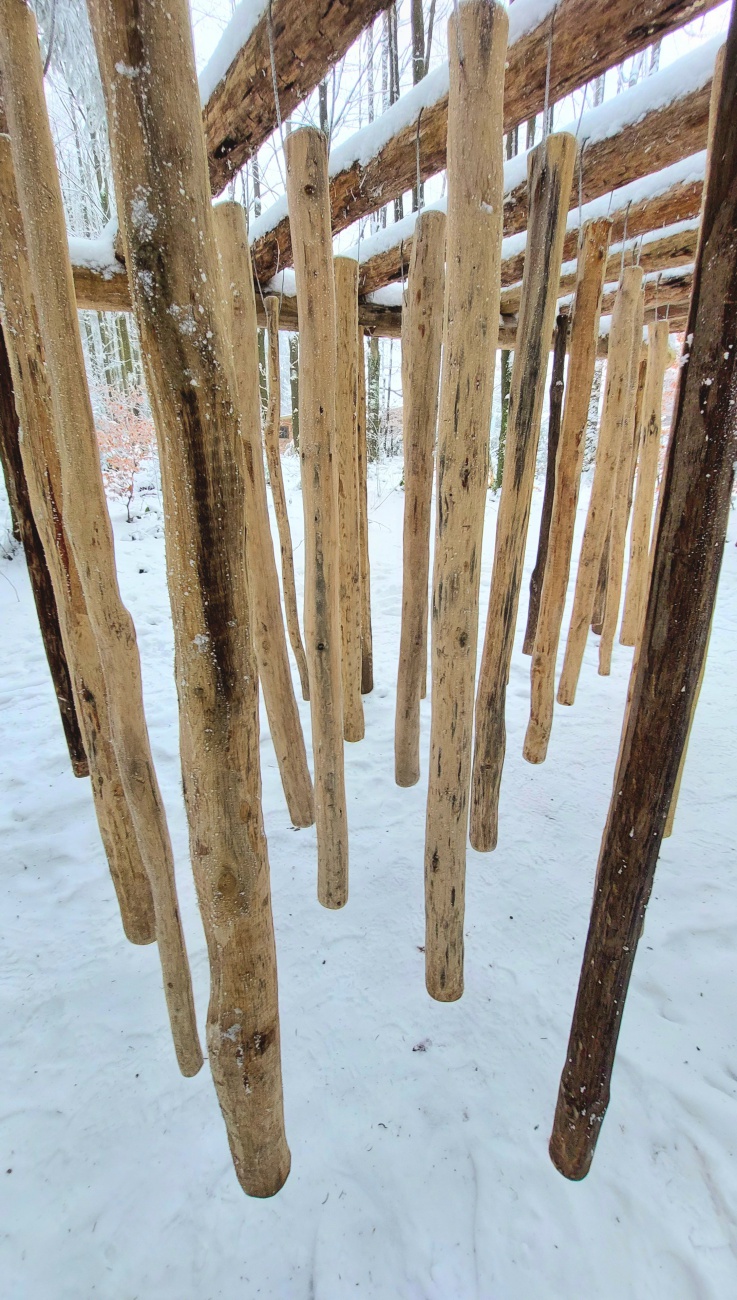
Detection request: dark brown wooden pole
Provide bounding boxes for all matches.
[550,4,737,1181]
[0,324,88,777]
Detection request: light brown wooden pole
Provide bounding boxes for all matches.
[469,130,577,853]
[334,256,365,743]
[357,331,374,694]
[424,0,508,998]
[285,127,348,909]
[0,0,201,1075]
[523,217,612,764]
[86,0,291,1193]
[549,4,737,1179]
[598,283,645,674]
[620,321,669,645]
[0,139,156,947]
[263,294,310,701]
[395,209,446,788]
[214,208,314,828]
[557,265,644,706]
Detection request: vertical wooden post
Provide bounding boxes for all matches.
[470,130,577,853]
[395,209,446,788]
[334,256,365,743]
[523,218,612,764]
[424,0,508,1000]
[0,325,88,777]
[214,208,314,829]
[557,265,644,706]
[263,294,310,701]
[550,8,737,1180]
[522,308,570,657]
[0,141,156,947]
[285,127,348,910]
[357,331,374,694]
[0,0,201,1076]
[87,0,291,1192]
[598,285,645,675]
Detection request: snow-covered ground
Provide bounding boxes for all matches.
[1,456,735,1299]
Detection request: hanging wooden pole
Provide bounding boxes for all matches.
[357,330,374,694]
[522,308,570,657]
[285,126,349,910]
[523,217,612,764]
[0,0,201,1076]
[557,264,643,707]
[470,130,577,854]
[0,140,156,947]
[214,208,314,828]
[550,4,737,1180]
[395,208,446,788]
[424,0,508,999]
[598,283,645,675]
[334,256,365,743]
[263,294,310,701]
[0,326,88,777]
[87,0,291,1193]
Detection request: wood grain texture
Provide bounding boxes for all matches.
[394,209,445,788]
[334,257,364,743]
[357,331,374,694]
[470,131,577,854]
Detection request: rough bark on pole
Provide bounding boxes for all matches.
[590,536,608,635]
[424,0,508,999]
[214,209,314,828]
[334,257,365,743]
[522,309,570,656]
[263,294,310,701]
[395,209,446,788]
[0,146,156,946]
[0,0,201,1076]
[523,217,612,763]
[0,325,88,777]
[285,127,348,909]
[598,284,645,675]
[557,265,643,706]
[549,3,737,1179]
[357,330,374,694]
[87,0,292,1192]
[469,130,577,854]
[619,321,669,646]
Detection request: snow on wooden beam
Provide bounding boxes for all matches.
[201,0,392,196]
[249,0,722,282]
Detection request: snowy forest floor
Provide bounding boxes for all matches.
[1,454,736,1300]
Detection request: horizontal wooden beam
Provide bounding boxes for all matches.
[249,0,721,282]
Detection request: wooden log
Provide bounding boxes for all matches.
[87,0,292,1191]
[0,0,201,1074]
[598,284,646,675]
[549,3,737,1179]
[285,127,348,910]
[522,309,570,656]
[357,331,374,695]
[557,266,644,706]
[470,131,578,853]
[522,218,612,763]
[214,207,314,827]
[0,151,157,947]
[263,295,310,701]
[0,325,88,777]
[334,257,364,743]
[394,209,446,788]
[424,0,507,998]
[663,620,711,838]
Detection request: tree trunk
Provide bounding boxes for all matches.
[334,257,365,742]
[289,332,300,451]
[357,332,374,693]
[424,0,508,1001]
[285,127,349,910]
[367,334,381,460]
[494,348,512,488]
[470,131,577,852]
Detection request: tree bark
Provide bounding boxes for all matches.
[424,0,508,999]
[470,131,577,853]
[334,257,365,742]
[395,209,446,787]
[357,331,374,694]
[285,127,349,909]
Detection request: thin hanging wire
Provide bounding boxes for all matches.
[267,0,285,152]
[577,139,587,233]
[620,200,632,284]
[543,9,556,141]
[415,107,424,214]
